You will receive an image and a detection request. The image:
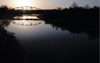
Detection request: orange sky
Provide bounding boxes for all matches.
[0,0,99,9]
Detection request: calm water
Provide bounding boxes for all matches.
[3,14,99,63]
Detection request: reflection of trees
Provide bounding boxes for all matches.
[0,19,12,27]
[0,20,29,63]
[44,18,99,39]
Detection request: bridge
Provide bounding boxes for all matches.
[14,6,41,10]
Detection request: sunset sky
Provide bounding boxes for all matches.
[0,0,99,9]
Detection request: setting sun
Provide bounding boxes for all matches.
[23,16,27,19]
[17,0,31,6]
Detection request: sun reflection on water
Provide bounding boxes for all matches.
[14,15,39,19]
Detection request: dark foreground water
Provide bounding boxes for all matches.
[0,14,99,63]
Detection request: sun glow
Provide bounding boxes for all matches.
[23,16,27,19]
[17,0,31,6]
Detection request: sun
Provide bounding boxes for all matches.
[22,16,27,19]
[17,0,31,6]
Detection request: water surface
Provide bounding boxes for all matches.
[4,14,99,63]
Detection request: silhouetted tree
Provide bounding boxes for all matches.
[1,5,8,10]
[57,7,62,10]
[93,6,99,9]
[70,2,79,9]
[84,5,90,9]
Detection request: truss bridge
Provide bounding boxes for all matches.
[14,6,41,10]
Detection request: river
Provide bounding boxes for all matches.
[3,14,99,63]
